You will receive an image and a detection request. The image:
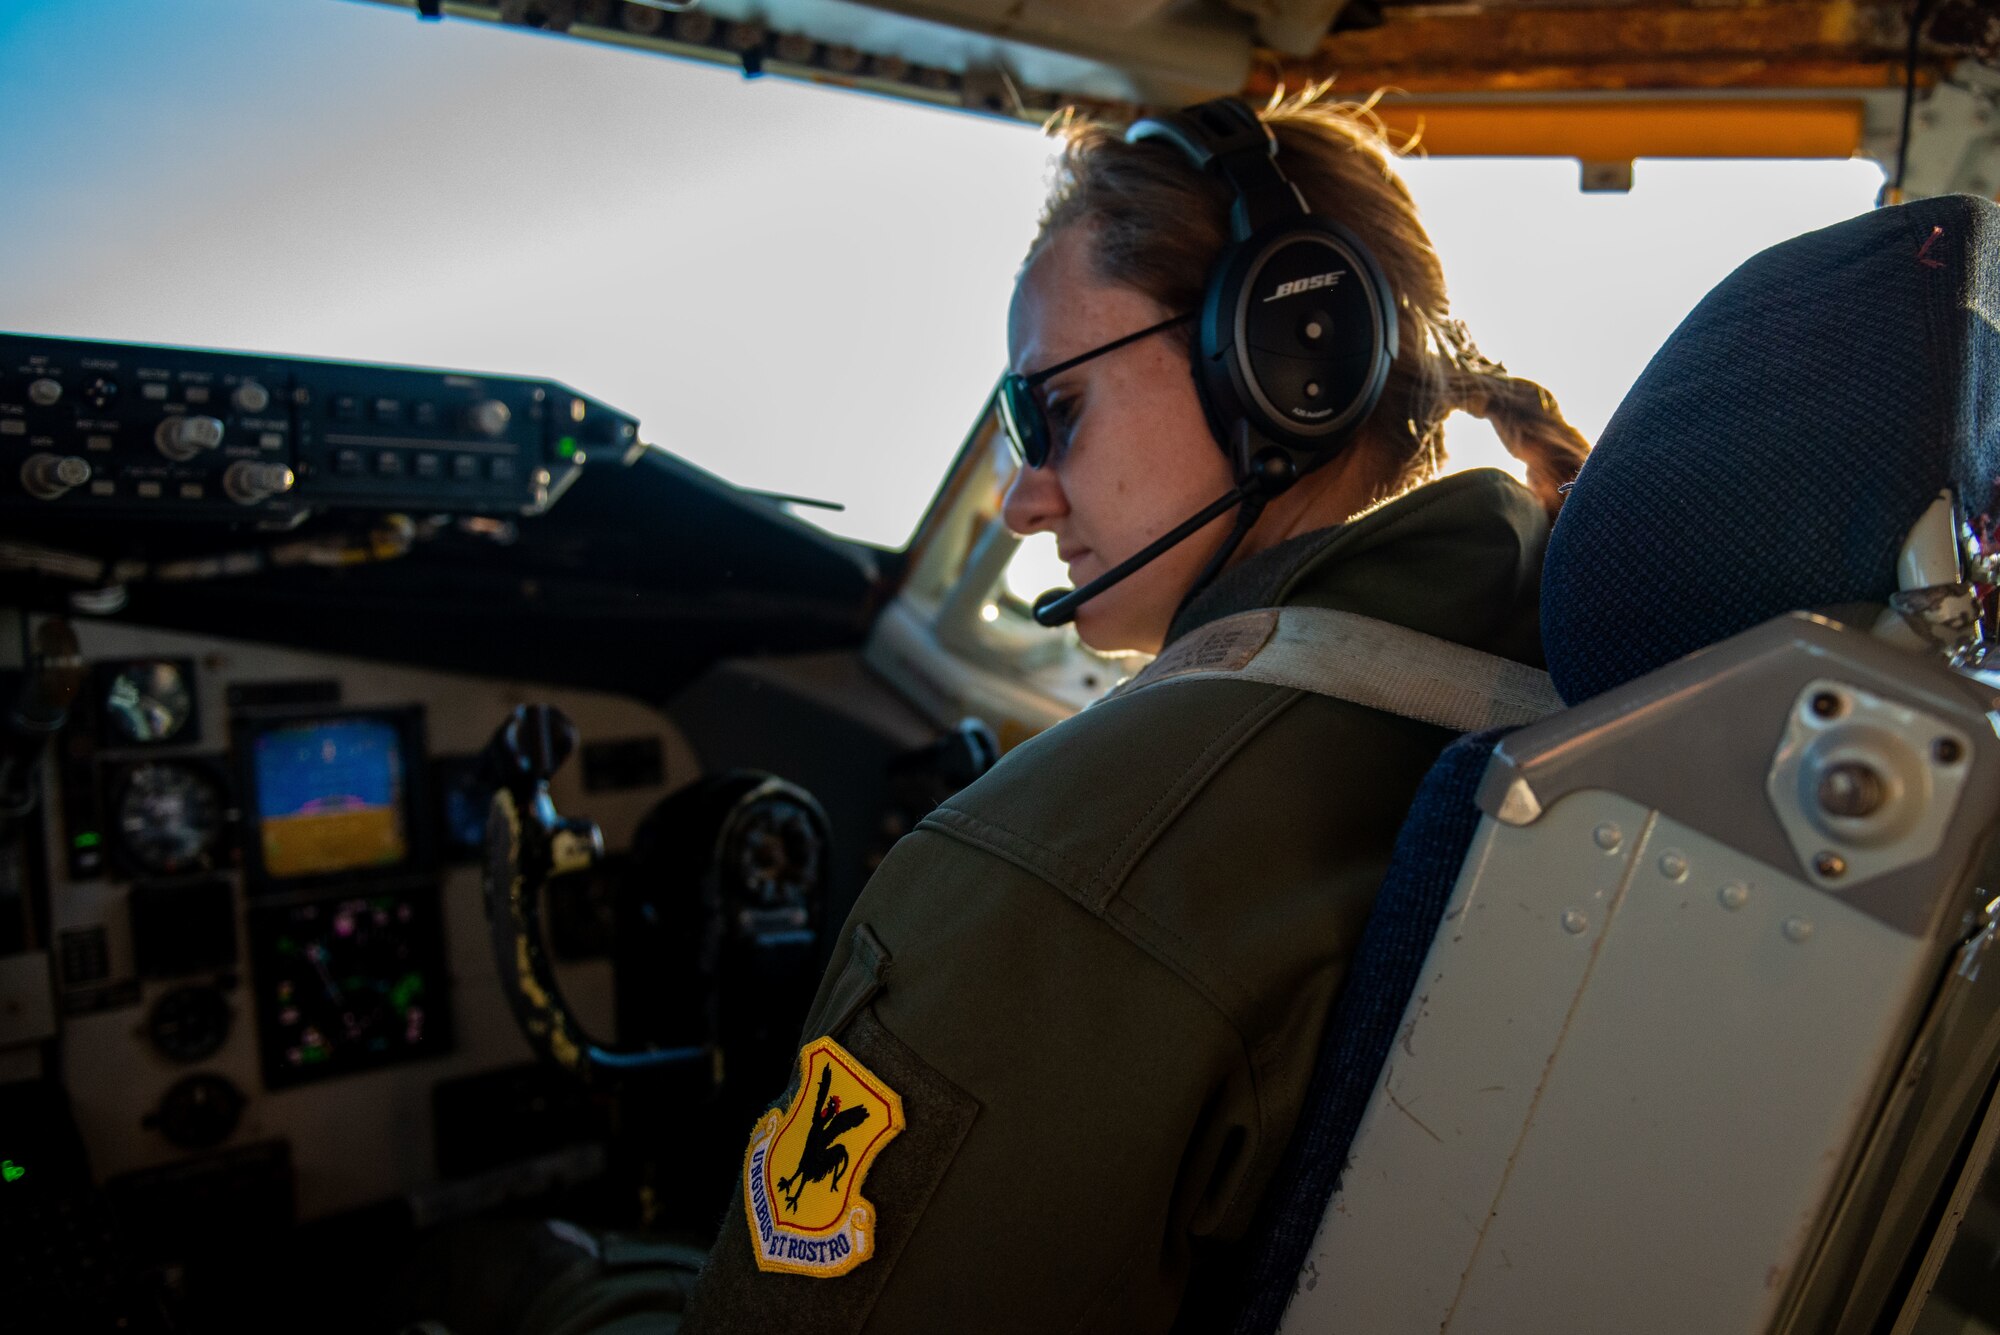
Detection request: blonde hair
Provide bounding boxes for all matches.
[1028,89,1589,515]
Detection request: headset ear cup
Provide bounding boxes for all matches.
[1136,97,1398,481]
[1197,218,1395,468]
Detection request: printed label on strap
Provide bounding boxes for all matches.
[1125,608,1279,692]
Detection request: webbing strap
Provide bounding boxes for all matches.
[1115,606,1564,732]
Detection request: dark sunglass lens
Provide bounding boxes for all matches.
[998,376,1047,469]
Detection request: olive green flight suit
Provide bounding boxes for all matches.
[685,468,1549,1334]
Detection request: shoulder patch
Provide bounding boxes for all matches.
[743,1035,906,1277]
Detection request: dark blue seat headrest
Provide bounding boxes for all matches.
[1541,194,2000,706]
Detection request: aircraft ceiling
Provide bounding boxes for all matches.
[370,0,2000,195]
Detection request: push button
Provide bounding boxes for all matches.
[488,457,516,483]
[413,401,440,427]
[1296,309,1335,351]
[372,397,403,423]
[333,449,365,476]
[451,454,479,480]
[414,452,442,479]
[330,394,360,421]
[375,451,405,477]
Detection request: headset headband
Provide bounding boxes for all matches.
[1126,100,1308,238]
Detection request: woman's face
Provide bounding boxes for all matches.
[1002,226,1237,654]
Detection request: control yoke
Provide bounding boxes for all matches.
[481,703,706,1085]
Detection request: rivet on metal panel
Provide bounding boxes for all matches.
[1814,851,1849,879]
[1593,822,1623,852]
[1810,691,1845,719]
[1934,737,1964,765]
[1561,909,1589,935]
[1783,916,1815,944]
[1658,850,1689,881]
[1719,882,1751,911]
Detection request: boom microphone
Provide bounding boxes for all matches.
[1031,450,1298,629]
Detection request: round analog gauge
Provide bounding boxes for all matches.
[113,761,224,876]
[147,1073,245,1151]
[148,985,232,1064]
[103,661,194,744]
[727,797,823,911]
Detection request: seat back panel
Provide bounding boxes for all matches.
[1277,615,2000,1334]
[1284,795,1937,1334]
[1276,788,1656,1329]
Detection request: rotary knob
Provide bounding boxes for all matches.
[20,453,90,500]
[232,380,271,414]
[155,414,226,461]
[223,460,295,505]
[27,377,61,407]
[467,398,512,438]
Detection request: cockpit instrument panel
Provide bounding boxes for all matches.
[0,332,637,523]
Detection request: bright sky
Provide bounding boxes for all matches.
[0,0,1884,550]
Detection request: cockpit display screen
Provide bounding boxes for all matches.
[248,886,453,1089]
[246,713,417,882]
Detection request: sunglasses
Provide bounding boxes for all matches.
[997,311,1193,469]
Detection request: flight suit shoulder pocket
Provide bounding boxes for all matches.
[815,920,892,1039]
[686,924,980,1335]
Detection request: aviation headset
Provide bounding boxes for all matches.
[1029,96,1400,627]
[1128,96,1397,479]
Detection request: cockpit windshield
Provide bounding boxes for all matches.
[1,0,1884,554]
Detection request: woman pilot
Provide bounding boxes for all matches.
[685,89,1590,1333]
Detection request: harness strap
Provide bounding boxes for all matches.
[1114,606,1564,732]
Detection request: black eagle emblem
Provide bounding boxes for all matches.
[776,1064,872,1213]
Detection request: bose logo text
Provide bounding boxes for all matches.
[1264,271,1345,302]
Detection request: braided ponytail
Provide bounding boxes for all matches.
[1433,320,1591,515]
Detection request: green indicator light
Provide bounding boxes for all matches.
[73,832,100,849]
[390,972,425,1015]
[557,436,578,459]
[3,1160,24,1183]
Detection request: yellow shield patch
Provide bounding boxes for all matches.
[743,1035,905,1277]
